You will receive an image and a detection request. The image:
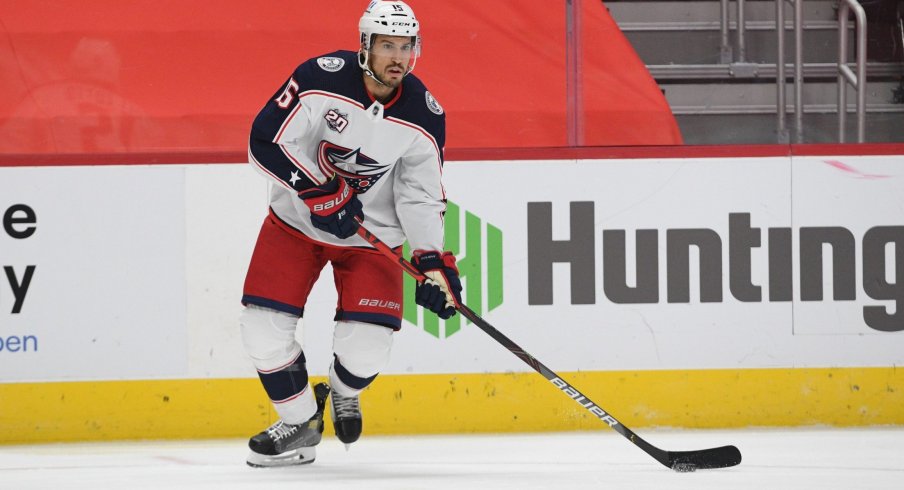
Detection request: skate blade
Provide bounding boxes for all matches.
[246,446,316,468]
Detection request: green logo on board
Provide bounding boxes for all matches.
[402,201,503,338]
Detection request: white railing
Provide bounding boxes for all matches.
[774,0,804,143]
[837,0,868,143]
[722,0,804,142]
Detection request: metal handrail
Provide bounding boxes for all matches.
[715,0,879,143]
[837,0,868,143]
[776,0,786,139]
[793,0,803,142]
[566,0,583,146]
[775,0,803,143]
[717,0,804,142]
[720,0,751,63]
[737,0,747,61]
[720,0,732,62]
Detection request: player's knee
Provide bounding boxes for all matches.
[239,305,301,369]
[332,320,394,378]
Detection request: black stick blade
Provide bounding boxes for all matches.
[667,445,742,471]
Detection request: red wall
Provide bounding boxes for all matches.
[0,0,681,157]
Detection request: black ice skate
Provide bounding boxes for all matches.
[246,382,331,468]
[330,389,362,447]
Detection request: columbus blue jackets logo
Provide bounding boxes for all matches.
[317,141,389,193]
[425,91,444,115]
[317,57,345,72]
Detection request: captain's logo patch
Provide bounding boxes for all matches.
[317,57,345,72]
[425,91,443,115]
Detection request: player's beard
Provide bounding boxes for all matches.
[378,63,406,88]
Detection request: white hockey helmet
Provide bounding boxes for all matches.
[358,0,422,82]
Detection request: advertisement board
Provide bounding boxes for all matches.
[377,156,903,375]
[1,166,187,381]
[2,156,902,383]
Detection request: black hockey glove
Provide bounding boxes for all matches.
[298,177,364,239]
[411,250,462,320]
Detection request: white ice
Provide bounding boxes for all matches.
[1,428,902,489]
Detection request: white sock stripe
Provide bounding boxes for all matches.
[256,350,304,374]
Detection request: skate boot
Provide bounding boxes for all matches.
[246,382,331,467]
[330,389,362,446]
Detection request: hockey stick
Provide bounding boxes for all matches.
[355,220,741,471]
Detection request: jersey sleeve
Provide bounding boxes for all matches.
[248,61,329,191]
[393,116,447,252]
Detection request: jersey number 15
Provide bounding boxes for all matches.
[275,78,300,109]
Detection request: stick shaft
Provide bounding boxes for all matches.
[355,224,659,458]
[354,222,741,470]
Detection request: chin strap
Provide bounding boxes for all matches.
[358,49,416,88]
[358,50,390,88]
[365,70,390,88]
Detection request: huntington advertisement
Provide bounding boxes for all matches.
[1,155,901,382]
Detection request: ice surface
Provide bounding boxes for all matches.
[1,428,902,489]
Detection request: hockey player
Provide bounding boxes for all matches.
[240,0,462,467]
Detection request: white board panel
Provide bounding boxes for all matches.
[0,165,187,381]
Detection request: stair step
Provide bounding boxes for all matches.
[661,81,904,114]
[606,0,840,25]
[674,112,904,144]
[608,0,862,65]
[602,0,904,144]
[616,19,843,32]
[622,29,847,64]
[648,62,904,80]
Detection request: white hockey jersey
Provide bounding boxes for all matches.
[248,50,447,251]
